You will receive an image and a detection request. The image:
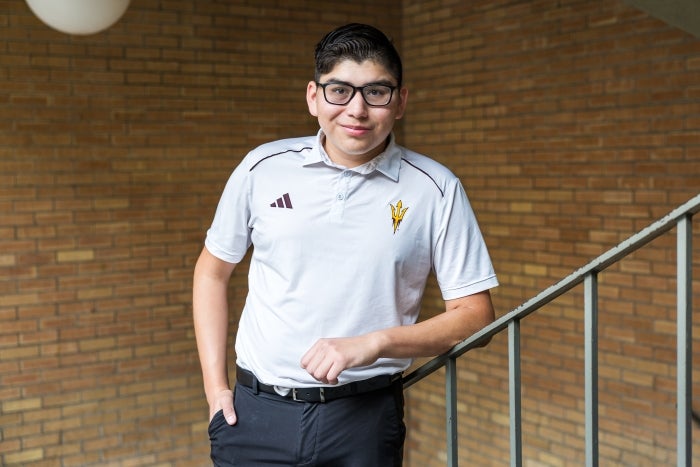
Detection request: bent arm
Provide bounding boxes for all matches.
[377,290,496,358]
[302,290,495,384]
[192,247,237,420]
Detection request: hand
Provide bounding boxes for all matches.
[300,334,381,385]
[209,388,236,425]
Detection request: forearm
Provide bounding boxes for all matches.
[301,291,496,384]
[374,290,495,359]
[192,248,236,405]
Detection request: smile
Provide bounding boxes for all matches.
[342,125,371,136]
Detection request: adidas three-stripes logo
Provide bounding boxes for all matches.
[270,193,293,209]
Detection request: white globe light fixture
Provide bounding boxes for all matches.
[26,0,131,35]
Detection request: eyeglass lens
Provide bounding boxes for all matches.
[321,83,394,106]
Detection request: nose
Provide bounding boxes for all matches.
[345,90,369,117]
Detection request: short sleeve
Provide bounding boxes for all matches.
[432,180,498,300]
[204,161,253,264]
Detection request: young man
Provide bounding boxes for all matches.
[193,23,498,466]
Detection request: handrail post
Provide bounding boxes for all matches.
[446,357,458,466]
[676,214,692,466]
[508,320,522,467]
[585,272,599,467]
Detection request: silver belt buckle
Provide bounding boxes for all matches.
[292,387,325,402]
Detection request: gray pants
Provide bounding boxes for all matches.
[209,380,405,466]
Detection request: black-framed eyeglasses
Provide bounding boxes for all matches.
[316,81,397,107]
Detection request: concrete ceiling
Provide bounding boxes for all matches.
[625,0,700,38]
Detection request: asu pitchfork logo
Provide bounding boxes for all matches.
[390,200,409,234]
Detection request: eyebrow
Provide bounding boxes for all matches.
[324,78,397,87]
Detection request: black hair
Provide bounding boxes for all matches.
[314,23,403,86]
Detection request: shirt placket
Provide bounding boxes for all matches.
[328,169,353,222]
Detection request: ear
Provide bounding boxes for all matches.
[395,87,408,120]
[306,81,319,117]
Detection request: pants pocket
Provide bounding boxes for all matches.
[208,409,226,438]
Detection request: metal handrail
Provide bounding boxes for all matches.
[403,193,700,466]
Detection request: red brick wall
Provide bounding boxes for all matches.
[1,0,699,466]
[401,1,700,465]
[0,1,400,465]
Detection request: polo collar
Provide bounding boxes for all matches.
[302,130,401,181]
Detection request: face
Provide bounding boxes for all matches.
[306,59,408,168]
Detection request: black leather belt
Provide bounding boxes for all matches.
[236,366,402,403]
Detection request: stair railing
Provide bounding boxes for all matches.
[403,193,700,467]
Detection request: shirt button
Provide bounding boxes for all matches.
[336,193,345,200]
[343,171,351,177]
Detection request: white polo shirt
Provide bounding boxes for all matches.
[205,131,498,388]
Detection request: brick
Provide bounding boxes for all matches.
[2,397,42,413]
[56,249,94,263]
[4,449,45,465]
[79,337,116,352]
